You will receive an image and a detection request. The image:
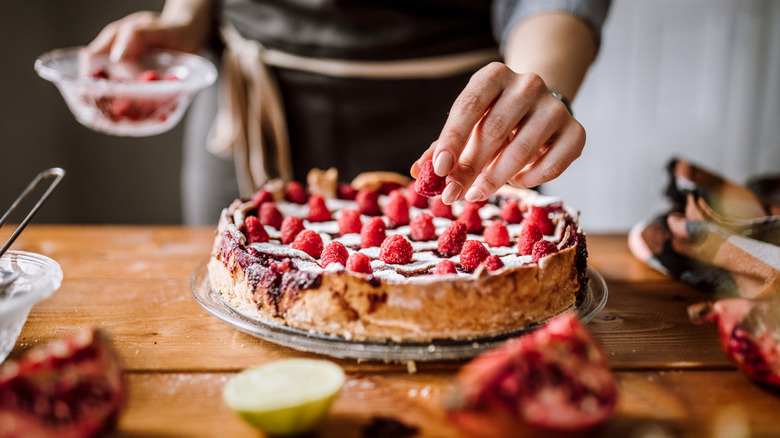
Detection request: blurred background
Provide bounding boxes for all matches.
[1,1,181,224]
[2,0,778,231]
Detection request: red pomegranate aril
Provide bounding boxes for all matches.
[447,312,618,433]
[0,328,125,438]
[688,297,780,388]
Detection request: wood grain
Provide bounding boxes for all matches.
[4,226,775,438]
[11,278,727,371]
[115,370,780,438]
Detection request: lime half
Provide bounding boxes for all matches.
[223,359,345,436]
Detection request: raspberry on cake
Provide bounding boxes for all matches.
[280,216,305,244]
[438,221,468,257]
[346,252,373,274]
[321,241,349,268]
[251,189,274,207]
[525,205,555,236]
[410,213,436,241]
[532,240,559,263]
[356,188,381,216]
[361,217,386,248]
[484,221,510,247]
[485,255,504,271]
[337,183,357,200]
[383,190,410,227]
[337,209,362,235]
[435,259,458,275]
[285,181,308,204]
[379,234,413,265]
[259,202,284,229]
[406,184,429,209]
[208,169,588,342]
[460,240,490,271]
[244,215,269,244]
[430,196,455,219]
[292,229,323,259]
[307,195,332,222]
[518,223,543,256]
[500,200,523,224]
[457,204,483,233]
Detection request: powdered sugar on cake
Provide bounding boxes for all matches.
[208,172,588,342]
[235,196,553,283]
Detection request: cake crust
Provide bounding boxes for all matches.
[208,180,587,342]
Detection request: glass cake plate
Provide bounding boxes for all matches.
[190,261,608,362]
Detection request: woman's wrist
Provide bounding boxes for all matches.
[161,0,216,51]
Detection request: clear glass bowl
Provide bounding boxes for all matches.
[35,47,217,137]
[0,251,62,363]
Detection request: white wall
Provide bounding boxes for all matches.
[545,0,780,232]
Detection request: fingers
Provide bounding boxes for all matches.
[85,21,121,56]
[435,66,556,204]
[507,119,585,188]
[467,96,568,201]
[411,62,587,199]
[434,63,508,176]
[82,12,160,62]
[434,63,530,204]
[109,12,160,62]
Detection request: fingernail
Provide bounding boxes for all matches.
[434,151,454,176]
[465,186,484,203]
[442,181,462,205]
[410,161,419,179]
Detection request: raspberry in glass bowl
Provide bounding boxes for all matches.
[35,47,217,137]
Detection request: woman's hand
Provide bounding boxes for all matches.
[412,12,598,204]
[412,62,585,204]
[81,0,215,63]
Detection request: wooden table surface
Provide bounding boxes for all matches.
[6,225,780,438]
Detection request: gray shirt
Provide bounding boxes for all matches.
[223,0,611,59]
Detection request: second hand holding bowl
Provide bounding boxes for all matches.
[35,47,217,137]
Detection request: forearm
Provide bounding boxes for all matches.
[503,12,597,102]
[160,0,219,52]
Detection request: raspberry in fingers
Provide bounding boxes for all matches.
[437,67,557,204]
[410,141,438,179]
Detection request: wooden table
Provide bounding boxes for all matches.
[6,225,780,438]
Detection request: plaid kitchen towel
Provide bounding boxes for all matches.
[628,158,780,298]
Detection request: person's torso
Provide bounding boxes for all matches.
[221,0,497,60]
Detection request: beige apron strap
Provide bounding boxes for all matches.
[208,23,501,195]
[261,46,502,79]
[207,24,292,196]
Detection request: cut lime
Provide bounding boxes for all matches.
[223,359,345,436]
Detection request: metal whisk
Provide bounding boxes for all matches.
[0,168,65,293]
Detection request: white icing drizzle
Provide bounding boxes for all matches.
[266,225,281,239]
[235,188,573,282]
[249,242,315,262]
